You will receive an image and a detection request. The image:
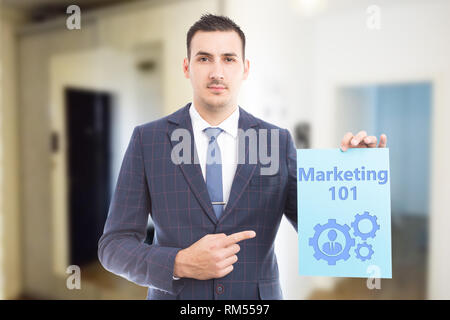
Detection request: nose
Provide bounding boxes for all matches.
[209,60,224,81]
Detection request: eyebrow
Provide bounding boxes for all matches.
[195,51,238,58]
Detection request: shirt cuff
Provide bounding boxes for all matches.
[173,275,181,280]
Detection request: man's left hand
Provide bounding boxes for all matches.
[340,130,387,151]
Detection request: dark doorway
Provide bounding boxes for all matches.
[65,87,112,267]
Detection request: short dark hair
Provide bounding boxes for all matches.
[186,13,246,61]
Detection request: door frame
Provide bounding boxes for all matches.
[49,47,134,277]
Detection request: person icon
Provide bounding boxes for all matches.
[322,229,343,256]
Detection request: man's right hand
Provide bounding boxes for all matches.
[173,230,256,280]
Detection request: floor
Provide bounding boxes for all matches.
[82,261,148,300]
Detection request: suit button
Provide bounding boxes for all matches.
[216,284,224,295]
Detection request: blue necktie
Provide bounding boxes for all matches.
[203,127,224,219]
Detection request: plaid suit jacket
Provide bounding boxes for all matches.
[98,102,298,300]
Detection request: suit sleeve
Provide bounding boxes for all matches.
[98,125,185,295]
[283,128,298,232]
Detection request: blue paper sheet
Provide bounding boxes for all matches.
[297,148,392,278]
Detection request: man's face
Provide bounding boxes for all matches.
[183,30,249,111]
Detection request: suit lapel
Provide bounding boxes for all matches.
[167,103,259,226]
[218,107,259,224]
[167,103,218,224]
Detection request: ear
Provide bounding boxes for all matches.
[243,58,250,80]
[183,57,190,79]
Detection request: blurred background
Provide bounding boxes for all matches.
[0,0,449,300]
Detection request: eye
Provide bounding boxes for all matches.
[199,57,209,62]
[226,58,235,62]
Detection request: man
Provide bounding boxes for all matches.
[97,14,387,300]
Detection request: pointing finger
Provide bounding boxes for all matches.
[222,230,256,247]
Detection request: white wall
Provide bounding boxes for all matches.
[19,20,102,299]
[97,0,220,114]
[0,6,25,300]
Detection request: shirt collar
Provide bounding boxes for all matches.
[189,102,239,138]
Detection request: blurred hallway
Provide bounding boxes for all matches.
[1,0,449,300]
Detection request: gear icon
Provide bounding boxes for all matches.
[309,219,355,265]
[355,242,374,261]
[351,211,380,240]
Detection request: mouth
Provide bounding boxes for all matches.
[208,86,226,93]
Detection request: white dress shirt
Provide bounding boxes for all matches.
[189,102,239,211]
[173,103,239,280]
